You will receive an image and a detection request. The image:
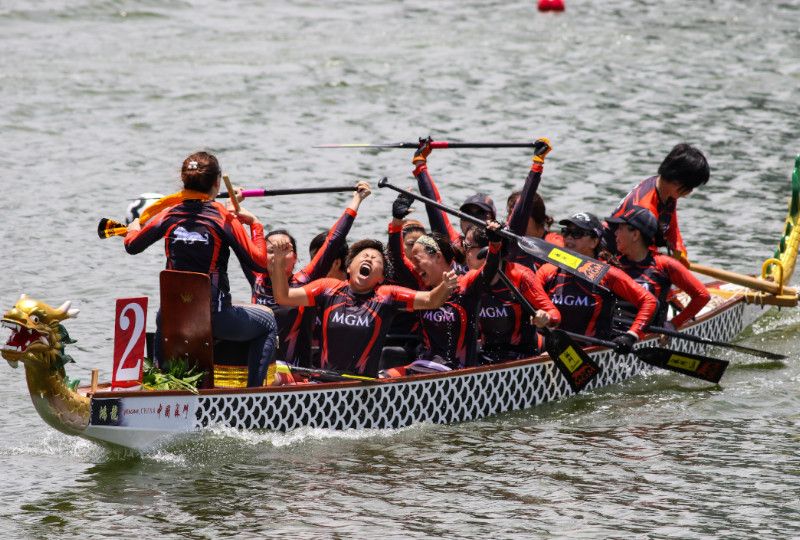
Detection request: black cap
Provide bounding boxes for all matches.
[606,206,658,243]
[558,212,603,238]
[460,193,496,218]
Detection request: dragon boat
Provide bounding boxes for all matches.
[4,159,800,452]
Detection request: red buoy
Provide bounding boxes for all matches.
[537,0,565,12]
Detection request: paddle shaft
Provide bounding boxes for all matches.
[616,317,787,360]
[689,262,796,296]
[222,175,239,213]
[218,186,357,199]
[315,141,537,149]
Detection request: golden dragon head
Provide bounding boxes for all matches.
[1,295,80,370]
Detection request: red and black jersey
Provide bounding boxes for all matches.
[506,165,565,270]
[618,253,710,327]
[609,176,686,256]
[536,263,657,339]
[124,199,267,312]
[248,208,356,365]
[414,163,464,247]
[301,278,417,377]
[479,261,562,361]
[387,223,502,368]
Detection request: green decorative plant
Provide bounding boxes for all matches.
[142,358,205,394]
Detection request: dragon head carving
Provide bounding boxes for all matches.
[2,294,79,371]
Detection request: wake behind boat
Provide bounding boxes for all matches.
[3,157,799,453]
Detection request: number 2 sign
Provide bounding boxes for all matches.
[112,297,148,389]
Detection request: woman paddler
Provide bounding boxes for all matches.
[247,181,371,367]
[387,222,504,371]
[608,206,710,329]
[535,212,658,355]
[505,137,565,271]
[125,151,278,387]
[462,226,561,363]
[269,238,458,378]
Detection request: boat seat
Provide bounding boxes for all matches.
[159,270,215,389]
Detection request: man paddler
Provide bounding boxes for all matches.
[606,143,710,266]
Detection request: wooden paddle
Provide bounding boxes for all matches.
[222,175,239,213]
[378,178,612,289]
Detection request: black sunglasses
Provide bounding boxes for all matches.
[560,227,594,239]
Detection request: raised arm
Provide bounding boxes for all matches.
[387,218,424,289]
[508,138,551,235]
[412,138,461,244]
[124,213,170,254]
[268,236,312,306]
[219,202,270,273]
[296,181,369,284]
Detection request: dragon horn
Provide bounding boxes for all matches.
[55,301,79,318]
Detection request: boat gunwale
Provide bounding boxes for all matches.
[88,279,744,399]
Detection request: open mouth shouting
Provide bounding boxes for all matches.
[358,261,372,277]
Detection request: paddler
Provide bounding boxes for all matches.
[248,181,371,367]
[535,212,658,355]
[124,151,278,387]
[606,143,710,266]
[268,238,458,378]
[463,226,562,363]
[505,137,565,270]
[387,223,504,371]
[608,206,710,329]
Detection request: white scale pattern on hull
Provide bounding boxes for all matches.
[194,301,750,432]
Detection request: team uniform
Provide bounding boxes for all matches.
[617,254,710,327]
[607,176,686,257]
[390,236,502,369]
[247,208,356,366]
[506,161,564,270]
[536,263,657,339]
[479,261,562,363]
[124,199,277,386]
[413,161,464,248]
[300,278,418,377]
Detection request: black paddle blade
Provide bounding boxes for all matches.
[97,218,126,239]
[545,329,601,392]
[635,347,729,384]
[516,236,611,287]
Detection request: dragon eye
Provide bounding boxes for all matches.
[29,314,40,324]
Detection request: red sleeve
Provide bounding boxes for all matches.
[217,202,269,273]
[534,263,558,291]
[668,210,687,256]
[300,277,343,307]
[123,211,170,254]
[414,163,461,244]
[376,285,417,312]
[511,264,561,326]
[295,207,356,285]
[604,266,657,339]
[544,231,564,247]
[659,256,710,327]
[508,164,542,235]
